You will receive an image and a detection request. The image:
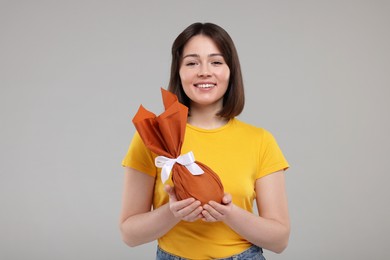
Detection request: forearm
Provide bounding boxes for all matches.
[224,205,290,253]
[120,203,180,247]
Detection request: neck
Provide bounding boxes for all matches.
[188,105,229,129]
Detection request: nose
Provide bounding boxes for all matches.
[197,65,211,77]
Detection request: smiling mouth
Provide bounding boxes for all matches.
[194,83,215,89]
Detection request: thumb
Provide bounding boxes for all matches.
[164,185,177,201]
[222,193,232,205]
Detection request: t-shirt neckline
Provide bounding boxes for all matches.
[186,118,234,133]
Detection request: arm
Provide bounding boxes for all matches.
[119,167,203,247]
[202,171,290,253]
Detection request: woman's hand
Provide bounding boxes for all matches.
[201,193,233,222]
[164,185,203,222]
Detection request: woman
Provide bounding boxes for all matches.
[120,22,290,260]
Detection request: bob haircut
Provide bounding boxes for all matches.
[168,22,245,119]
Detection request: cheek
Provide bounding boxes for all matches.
[178,69,186,82]
[224,73,230,82]
[219,67,230,79]
[179,71,192,86]
[220,70,230,84]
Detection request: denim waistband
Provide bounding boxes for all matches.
[156,244,265,260]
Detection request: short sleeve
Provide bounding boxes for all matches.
[121,131,157,177]
[256,129,289,179]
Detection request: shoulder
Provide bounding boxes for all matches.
[232,118,272,139]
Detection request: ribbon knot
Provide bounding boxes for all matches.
[155,151,204,183]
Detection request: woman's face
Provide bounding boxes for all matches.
[179,35,230,110]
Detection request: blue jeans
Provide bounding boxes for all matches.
[156,245,266,260]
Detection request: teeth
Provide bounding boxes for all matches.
[196,84,215,88]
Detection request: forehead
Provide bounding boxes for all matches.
[182,35,222,56]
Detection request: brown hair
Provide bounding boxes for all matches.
[168,22,245,119]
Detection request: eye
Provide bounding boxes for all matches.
[185,62,198,66]
[211,61,223,65]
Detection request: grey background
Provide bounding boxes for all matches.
[1,0,389,259]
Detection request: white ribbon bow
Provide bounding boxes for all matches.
[155,151,204,183]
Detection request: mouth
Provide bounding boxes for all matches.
[194,83,216,89]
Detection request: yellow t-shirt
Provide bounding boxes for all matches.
[122,118,289,259]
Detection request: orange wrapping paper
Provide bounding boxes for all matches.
[132,88,224,205]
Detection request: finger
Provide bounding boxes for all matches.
[164,185,175,197]
[171,197,196,211]
[182,205,204,222]
[165,185,182,204]
[201,209,216,222]
[176,200,201,217]
[203,203,223,220]
[222,193,232,205]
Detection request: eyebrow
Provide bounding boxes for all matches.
[182,53,224,59]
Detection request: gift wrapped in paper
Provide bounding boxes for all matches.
[132,88,224,205]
